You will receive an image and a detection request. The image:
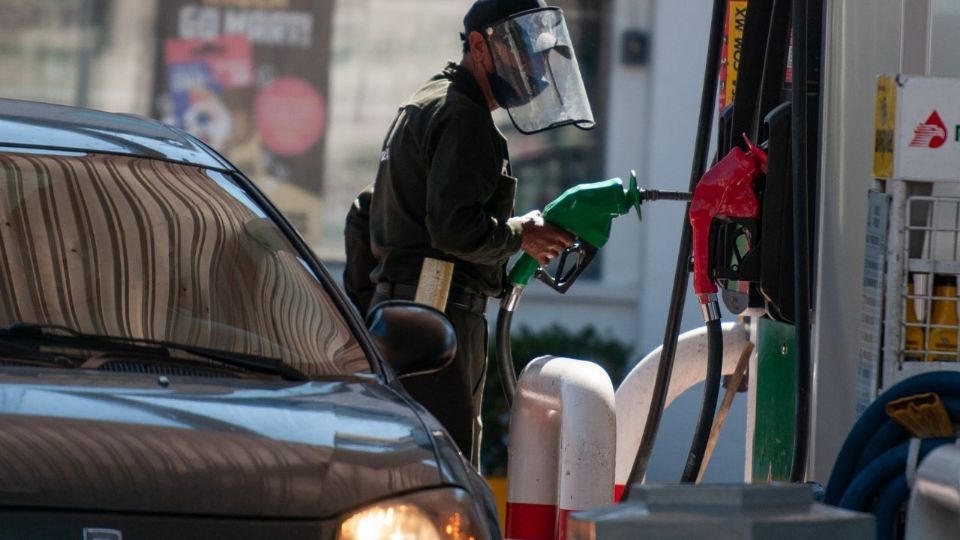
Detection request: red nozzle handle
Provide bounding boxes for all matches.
[689,136,767,301]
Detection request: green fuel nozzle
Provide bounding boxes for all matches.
[496,173,691,408]
[506,172,691,293]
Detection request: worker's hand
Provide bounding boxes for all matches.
[517,210,576,266]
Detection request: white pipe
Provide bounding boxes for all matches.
[506,356,616,540]
[614,321,751,492]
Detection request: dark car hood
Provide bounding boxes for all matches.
[0,370,445,519]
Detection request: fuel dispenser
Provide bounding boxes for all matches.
[495,0,810,488]
[498,0,960,537]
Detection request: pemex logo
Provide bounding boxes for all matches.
[910,110,948,148]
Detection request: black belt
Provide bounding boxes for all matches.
[375,282,487,315]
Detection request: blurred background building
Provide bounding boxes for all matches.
[0,0,746,481]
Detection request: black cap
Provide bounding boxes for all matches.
[463,0,547,36]
[934,274,956,287]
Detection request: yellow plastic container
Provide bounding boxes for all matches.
[928,275,958,361]
[904,280,925,361]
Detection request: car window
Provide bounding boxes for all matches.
[0,151,369,376]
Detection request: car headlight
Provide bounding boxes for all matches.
[337,487,491,540]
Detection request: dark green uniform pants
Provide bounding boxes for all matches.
[371,289,487,468]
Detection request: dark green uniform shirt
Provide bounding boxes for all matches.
[369,62,523,297]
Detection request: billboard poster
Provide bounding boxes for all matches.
[153,0,333,198]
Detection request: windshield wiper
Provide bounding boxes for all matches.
[0,339,78,368]
[159,342,311,382]
[0,323,310,382]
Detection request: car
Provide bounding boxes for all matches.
[0,98,499,540]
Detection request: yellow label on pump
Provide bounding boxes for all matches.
[719,0,749,109]
[873,75,896,179]
[415,258,454,312]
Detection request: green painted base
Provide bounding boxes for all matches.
[752,318,797,482]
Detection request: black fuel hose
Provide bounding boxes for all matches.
[496,286,524,409]
[789,0,813,482]
[680,317,723,482]
[622,0,727,498]
[496,305,517,409]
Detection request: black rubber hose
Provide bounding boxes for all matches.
[621,0,727,498]
[496,306,517,409]
[681,318,723,482]
[789,0,812,482]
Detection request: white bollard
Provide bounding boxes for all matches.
[614,322,751,498]
[505,356,616,540]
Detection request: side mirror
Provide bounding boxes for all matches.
[366,300,456,378]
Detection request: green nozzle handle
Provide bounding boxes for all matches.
[508,253,540,287]
[507,176,642,287]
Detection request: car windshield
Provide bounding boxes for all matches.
[0,151,369,376]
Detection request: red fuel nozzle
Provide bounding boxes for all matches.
[689,135,767,308]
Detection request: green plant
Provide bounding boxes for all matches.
[480,324,632,476]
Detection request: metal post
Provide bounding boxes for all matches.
[882,179,908,391]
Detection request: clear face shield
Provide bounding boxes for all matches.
[484,7,595,135]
